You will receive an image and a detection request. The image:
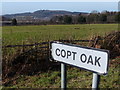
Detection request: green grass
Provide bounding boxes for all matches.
[2,24,120,88]
[2,24,118,45]
[5,57,119,88]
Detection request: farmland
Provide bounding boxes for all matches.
[2,24,118,45]
[2,24,120,88]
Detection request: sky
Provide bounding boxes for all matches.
[1,0,119,2]
[1,2,119,15]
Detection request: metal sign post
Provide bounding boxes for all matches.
[61,63,67,90]
[51,42,109,89]
[92,73,100,90]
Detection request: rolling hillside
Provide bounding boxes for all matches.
[3,10,88,21]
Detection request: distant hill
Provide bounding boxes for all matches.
[3,10,88,21]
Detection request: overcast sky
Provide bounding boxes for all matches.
[1,2,119,15]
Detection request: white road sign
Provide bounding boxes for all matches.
[51,42,109,75]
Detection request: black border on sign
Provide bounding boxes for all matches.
[50,41,110,75]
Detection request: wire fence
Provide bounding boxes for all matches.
[2,31,120,86]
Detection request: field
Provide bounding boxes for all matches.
[2,24,120,88]
[2,24,118,45]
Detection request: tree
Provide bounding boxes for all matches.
[58,16,64,24]
[77,16,86,24]
[86,14,94,24]
[63,15,72,24]
[99,14,107,23]
[89,10,100,23]
[115,12,120,23]
[12,18,17,25]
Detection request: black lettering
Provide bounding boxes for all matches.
[67,51,71,58]
[56,48,60,56]
[87,55,93,65]
[80,54,87,63]
[95,56,101,67]
[72,52,77,60]
[61,49,66,58]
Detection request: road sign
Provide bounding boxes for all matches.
[51,42,109,75]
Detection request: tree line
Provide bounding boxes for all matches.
[50,11,120,24]
[6,11,120,26]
